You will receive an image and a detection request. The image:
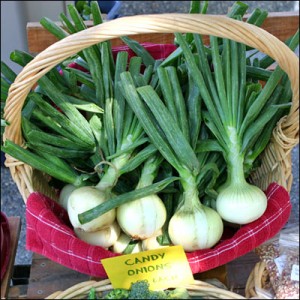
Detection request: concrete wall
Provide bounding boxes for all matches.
[1,1,68,73]
[1,1,27,73]
[23,1,67,22]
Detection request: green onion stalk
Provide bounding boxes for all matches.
[56,48,159,233]
[174,20,296,224]
[2,2,170,234]
[2,50,98,188]
[117,72,223,252]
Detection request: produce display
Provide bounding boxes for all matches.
[1,0,298,258]
[253,227,299,299]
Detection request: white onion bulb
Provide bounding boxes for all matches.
[112,232,142,254]
[168,204,223,252]
[58,184,76,210]
[216,182,267,224]
[68,186,115,232]
[74,221,120,248]
[117,194,166,240]
[141,230,168,251]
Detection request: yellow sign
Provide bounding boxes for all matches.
[101,245,194,291]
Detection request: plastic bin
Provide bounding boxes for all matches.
[95,1,121,20]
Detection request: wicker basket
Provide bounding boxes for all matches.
[245,262,273,299]
[3,14,299,202]
[44,278,245,299]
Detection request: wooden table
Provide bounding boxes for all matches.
[26,11,298,54]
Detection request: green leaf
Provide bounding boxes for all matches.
[40,17,69,40]
[195,139,223,153]
[137,85,200,176]
[121,36,155,67]
[120,72,183,173]
[2,140,81,185]
[1,61,17,83]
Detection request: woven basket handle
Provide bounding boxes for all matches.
[4,14,299,147]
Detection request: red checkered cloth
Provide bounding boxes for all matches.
[26,182,291,277]
[111,43,178,61]
[66,43,177,73]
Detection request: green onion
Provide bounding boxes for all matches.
[118,72,223,251]
[173,22,294,224]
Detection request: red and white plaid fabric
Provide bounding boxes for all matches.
[111,42,177,61]
[66,43,177,73]
[26,182,291,277]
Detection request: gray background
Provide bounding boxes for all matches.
[1,1,299,266]
[117,1,298,15]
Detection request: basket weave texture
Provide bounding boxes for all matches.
[3,14,299,202]
[245,261,271,298]
[44,278,245,299]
